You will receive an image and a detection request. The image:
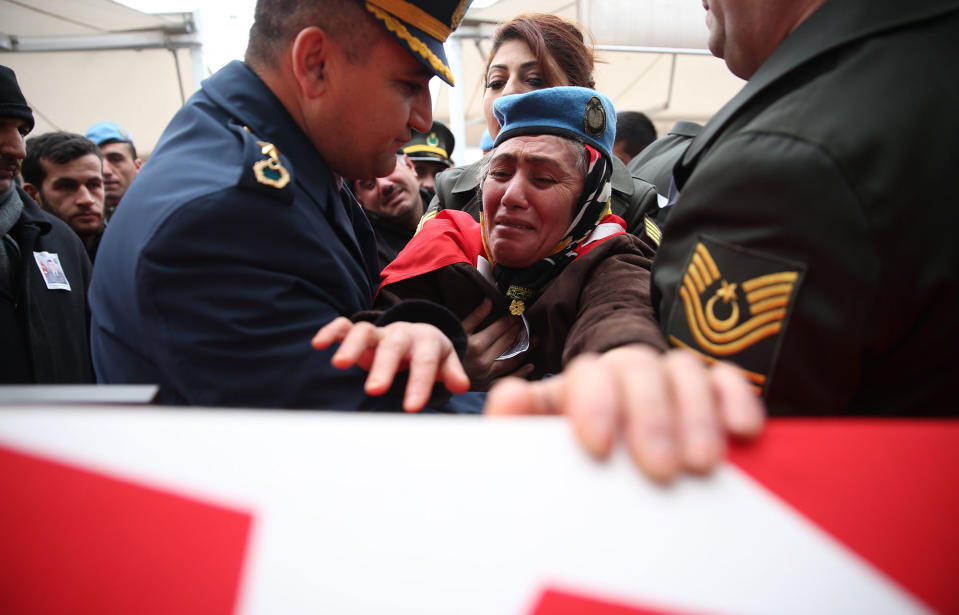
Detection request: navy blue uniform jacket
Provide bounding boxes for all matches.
[89,61,399,409]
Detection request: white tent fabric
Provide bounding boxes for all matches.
[439,0,744,164]
[1,0,201,155]
[0,0,743,161]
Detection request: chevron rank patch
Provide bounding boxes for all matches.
[643,215,661,248]
[665,236,805,396]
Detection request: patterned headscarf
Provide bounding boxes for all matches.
[480,87,618,315]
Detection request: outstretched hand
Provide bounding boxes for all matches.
[312,317,470,412]
[484,345,765,483]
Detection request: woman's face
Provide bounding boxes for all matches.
[482,135,584,268]
[483,39,569,138]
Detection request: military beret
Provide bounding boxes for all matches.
[85,121,134,146]
[492,86,617,161]
[403,120,454,167]
[0,65,35,134]
[363,0,473,86]
[479,128,493,152]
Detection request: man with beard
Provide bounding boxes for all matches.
[22,132,105,262]
[0,66,93,383]
[350,152,427,269]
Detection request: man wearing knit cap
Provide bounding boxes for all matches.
[90,0,474,410]
[85,121,142,221]
[0,65,93,384]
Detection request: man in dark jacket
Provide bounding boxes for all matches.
[22,131,106,262]
[350,152,428,270]
[627,120,702,225]
[0,65,93,384]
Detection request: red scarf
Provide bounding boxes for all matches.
[379,209,627,296]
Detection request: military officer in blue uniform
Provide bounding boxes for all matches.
[89,0,473,409]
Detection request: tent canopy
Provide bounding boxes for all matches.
[439,0,744,164]
[0,0,744,162]
[1,0,202,155]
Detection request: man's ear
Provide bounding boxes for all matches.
[290,26,333,99]
[22,182,40,203]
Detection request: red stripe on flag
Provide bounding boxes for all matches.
[0,444,253,615]
[728,419,959,615]
[530,588,710,615]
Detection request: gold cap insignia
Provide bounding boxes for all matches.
[666,237,805,395]
[584,96,606,138]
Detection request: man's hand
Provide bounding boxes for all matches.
[484,345,764,482]
[461,298,534,390]
[312,317,469,412]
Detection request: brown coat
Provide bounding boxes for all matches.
[379,229,666,381]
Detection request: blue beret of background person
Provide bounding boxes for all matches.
[479,128,494,154]
[318,87,668,406]
[84,121,142,221]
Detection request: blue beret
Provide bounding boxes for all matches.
[479,128,493,152]
[492,87,617,160]
[363,0,473,86]
[85,121,134,146]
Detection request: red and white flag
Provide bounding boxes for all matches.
[0,408,955,615]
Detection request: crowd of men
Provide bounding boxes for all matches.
[2,0,957,481]
[0,65,146,383]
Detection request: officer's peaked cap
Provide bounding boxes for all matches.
[363,0,473,86]
[403,120,454,166]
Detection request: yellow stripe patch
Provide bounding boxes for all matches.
[666,237,805,397]
[643,216,661,247]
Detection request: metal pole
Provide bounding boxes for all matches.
[446,36,466,166]
[169,45,186,104]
